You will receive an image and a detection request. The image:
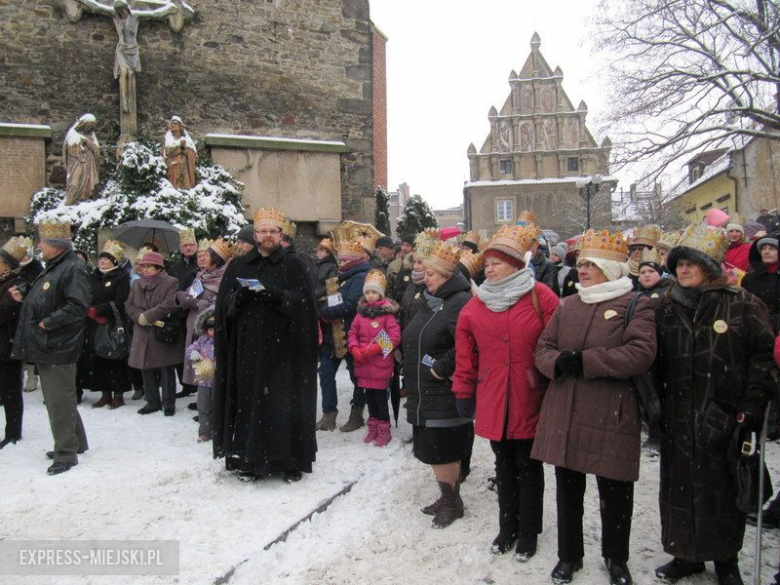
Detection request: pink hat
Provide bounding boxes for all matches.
[138,252,165,268]
[705,208,729,228]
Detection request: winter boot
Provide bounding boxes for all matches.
[108,393,125,409]
[23,365,37,392]
[92,392,111,408]
[131,388,144,400]
[714,559,743,585]
[339,406,365,433]
[655,558,705,582]
[421,496,443,516]
[316,411,338,431]
[373,420,392,447]
[363,417,378,443]
[606,559,633,585]
[432,481,464,528]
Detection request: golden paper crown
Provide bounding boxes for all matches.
[424,242,460,275]
[209,238,233,262]
[639,247,663,266]
[282,220,297,238]
[179,227,196,245]
[655,231,680,253]
[630,224,662,248]
[363,269,387,293]
[413,231,438,259]
[253,207,285,229]
[487,224,539,261]
[135,246,154,262]
[359,235,378,254]
[198,238,214,252]
[336,239,367,257]
[101,239,125,262]
[458,230,482,249]
[1,237,29,263]
[675,223,729,263]
[37,221,72,240]
[18,237,33,255]
[517,210,538,226]
[317,237,334,254]
[579,229,628,262]
[330,220,384,251]
[458,249,483,277]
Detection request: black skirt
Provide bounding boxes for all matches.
[413,423,473,465]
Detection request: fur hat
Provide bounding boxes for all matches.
[196,306,216,333]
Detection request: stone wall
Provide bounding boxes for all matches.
[0,0,375,223]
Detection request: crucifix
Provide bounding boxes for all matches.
[62,0,195,143]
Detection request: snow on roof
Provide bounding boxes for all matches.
[664,150,733,203]
[465,176,617,188]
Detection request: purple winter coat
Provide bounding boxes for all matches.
[347,298,401,390]
[186,333,215,388]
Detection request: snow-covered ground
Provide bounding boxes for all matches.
[2,367,779,585]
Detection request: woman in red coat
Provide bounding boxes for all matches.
[453,224,559,561]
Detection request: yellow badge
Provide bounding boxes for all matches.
[404,276,410,282]
[106,281,112,287]
[567,281,573,287]
[651,293,659,299]
[42,282,51,291]
[604,309,618,320]
[713,320,729,334]
[371,321,379,328]
[414,292,420,299]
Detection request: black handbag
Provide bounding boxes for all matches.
[93,302,128,360]
[729,426,774,514]
[624,293,662,428]
[153,312,181,344]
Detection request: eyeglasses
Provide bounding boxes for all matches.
[577,261,599,271]
[255,230,281,236]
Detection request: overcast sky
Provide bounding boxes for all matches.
[369,0,611,210]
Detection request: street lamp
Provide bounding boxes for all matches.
[574,174,603,229]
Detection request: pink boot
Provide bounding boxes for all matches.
[364,418,378,444]
[374,420,392,447]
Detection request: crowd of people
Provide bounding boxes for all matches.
[1,206,780,585]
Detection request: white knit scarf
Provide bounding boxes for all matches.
[576,276,633,304]
[473,267,535,312]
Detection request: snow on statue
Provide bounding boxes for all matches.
[63,114,100,206]
[163,115,197,189]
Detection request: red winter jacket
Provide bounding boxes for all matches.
[452,282,559,441]
[724,242,751,272]
[347,299,401,390]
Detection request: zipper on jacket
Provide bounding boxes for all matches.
[416,303,442,426]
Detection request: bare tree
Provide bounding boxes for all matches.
[595,0,780,178]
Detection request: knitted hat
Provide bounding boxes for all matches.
[0,237,28,269]
[363,269,387,297]
[401,234,416,246]
[726,223,744,233]
[423,242,460,277]
[375,236,394,250]
[756,236,779,250]
[137,251,165,268]
[666,224,728,278]
[179,227,196,246]
[550,243,568,261]
[237,225,255,245]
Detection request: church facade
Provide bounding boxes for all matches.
[464,33,613,238]
[0,0,379,243]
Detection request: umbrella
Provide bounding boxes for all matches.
[112,219,181,254]
[540,229,561,247]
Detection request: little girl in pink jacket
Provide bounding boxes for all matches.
[348,269,401,446]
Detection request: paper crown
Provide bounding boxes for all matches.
[461,230,481,247]
[101,239,125,262]
[317,237,333,253]
[630,224,662,248]
[135,246,155,262]
[579,229,629,262]
[37,221,72,240]
[282,220,297,238]
[516,210,538,227]
[655,231,680,253]
[458,249,483,277]
[675,223,729,263]
[363,269,387,295]
[424,242,460,275]
[336,239,367,257]
[198,238,214,252]
[486,224,539,262]
[1,237,29,265]
[254,207,285,229]
[413,231,439,259]
[18,237,33,255]
[329,220,383,254]
[209,238,234,262]
[179,227,196,246]
[639,247,663,267]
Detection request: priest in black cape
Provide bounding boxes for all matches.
[212,207,318,482]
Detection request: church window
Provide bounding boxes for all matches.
[499,159,513,174]
[567,157,579,172]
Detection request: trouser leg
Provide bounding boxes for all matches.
[491,439,520,537]
[515,439,544,538]
[0,360,23,440]
[555,466,586,563]
[318,349,341,413]
[197,384,213,437]
[142,368,162,409]
[37,362,88,464]
[346,353,365,409]
[596,474,634,564]
[161,366,177,410]
[374,388,390,421]
[365,388,378,419]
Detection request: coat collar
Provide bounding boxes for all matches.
[138,271,169,290]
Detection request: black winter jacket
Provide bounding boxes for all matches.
[402,271,471,427]
[0,272,25,360]
[314,254,338,302]
[169,254,198,291]
[12,249,91,364]
[531,252,560,296]
[742,239,780,332]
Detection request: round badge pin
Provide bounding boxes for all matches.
[651,293,658,299]
[43,282,51,291]
[414,292,420,299]
[604,309,618,320]
[404,276,409,282]
[106,281,112,287]
[713,320,728,334]
[371,321,379,328]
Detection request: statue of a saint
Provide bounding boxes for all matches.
[63,114,101,206]
[163,115,197,189]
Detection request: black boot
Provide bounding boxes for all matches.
[515,534,537,562]
[714,559,743,585]
[490,531,518,555]
[432,481,463,528]
[551,559,583,584]
[606,559,632,585]
[421,496,443,516]
[655,558,705,582]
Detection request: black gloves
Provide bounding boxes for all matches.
[257,288,284,305]
[555,351,583,379]
[737,400,765,433]
[456,397,475,419]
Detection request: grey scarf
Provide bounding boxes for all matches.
[423,290,444,311]
[473,268,535,313]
